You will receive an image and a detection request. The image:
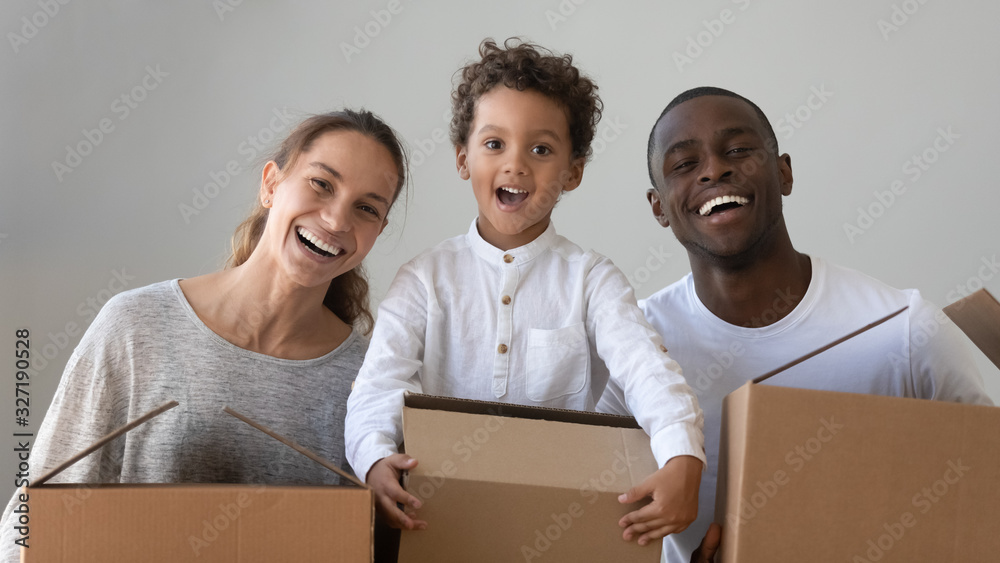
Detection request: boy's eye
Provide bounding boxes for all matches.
[485,140,502,150]
[532,146,551,156]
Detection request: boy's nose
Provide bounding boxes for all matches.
[502,151,529,175]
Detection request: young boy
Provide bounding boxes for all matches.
[345,38,705,547]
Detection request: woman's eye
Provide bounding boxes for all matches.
[311,178,331,191]
[359,205,381,218]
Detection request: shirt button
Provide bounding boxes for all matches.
[497,344,508,354]
[503,254,514,264]
[501,295,512,305]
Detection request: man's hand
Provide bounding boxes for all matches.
[366,454,427,530]
[690,523,722,563]
[617,454,703,545]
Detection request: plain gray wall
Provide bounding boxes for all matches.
[2,0,998,487]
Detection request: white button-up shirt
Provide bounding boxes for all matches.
[346,220,705,481]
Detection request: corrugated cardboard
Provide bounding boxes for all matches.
[23,403,373,562]
[715,292,1000,562]
[398,393,663,562]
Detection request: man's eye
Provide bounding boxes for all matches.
[673,160,695,171]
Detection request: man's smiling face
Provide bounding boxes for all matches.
[648,95,793,264]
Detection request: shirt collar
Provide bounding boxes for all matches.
[465,218,558,265]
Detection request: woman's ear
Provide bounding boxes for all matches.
[260,161,280,207]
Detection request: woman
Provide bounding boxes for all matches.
[0,109,407,556]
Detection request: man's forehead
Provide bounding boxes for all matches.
[655,95,765,145]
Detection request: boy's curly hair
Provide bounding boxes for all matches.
[450,38,603,161]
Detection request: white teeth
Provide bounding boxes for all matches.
[698,195,749,216]
[297,227,342,256]
[500,186,528,194]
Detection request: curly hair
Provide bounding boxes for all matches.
[227,109,407,334]
[450,38,603,161]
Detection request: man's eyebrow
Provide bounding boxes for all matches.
[664,139,699,155]
[309,162,343,180]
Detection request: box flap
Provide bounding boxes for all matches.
[403,392,641,429]
[943,288,1000,370]
[223,407,366,488]
[752,306,907,384]
[33,400,179,486]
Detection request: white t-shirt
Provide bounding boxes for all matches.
[345,220,705,482]
[598,256,993,563]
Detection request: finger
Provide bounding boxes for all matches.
[618,482,652,505]
[387,454,418,471]
[703,523,722,558]
[636,522,689,546]
[384,479,423,509]
[376,494,414,529]
[618,499,666,528]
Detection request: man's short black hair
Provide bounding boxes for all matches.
[646,87,779,187]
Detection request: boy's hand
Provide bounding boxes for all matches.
[367,454,428,530]
[617,454,703,545]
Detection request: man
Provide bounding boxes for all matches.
[599,87,993,563]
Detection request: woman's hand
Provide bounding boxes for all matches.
[367,454,428,530]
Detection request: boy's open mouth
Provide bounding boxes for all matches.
[497,186,529,207]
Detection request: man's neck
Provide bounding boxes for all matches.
[689,235,812,328]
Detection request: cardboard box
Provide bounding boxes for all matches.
[398,393,663,562]
[23,403,373,562]
[715,293,1000,562]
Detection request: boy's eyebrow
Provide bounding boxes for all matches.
[476,124,564,141]
[309,162,343,180]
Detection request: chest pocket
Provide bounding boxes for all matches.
[525,323,590,403]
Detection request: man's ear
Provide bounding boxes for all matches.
[561,157,586,193]
[778,153,793,196]
[647,188,671,228]
[260,161,280,206]
[455,145,470,180]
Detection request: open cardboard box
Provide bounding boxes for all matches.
[22,402,373,562]
[397,393,663,562]
[715,290,1000,562]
